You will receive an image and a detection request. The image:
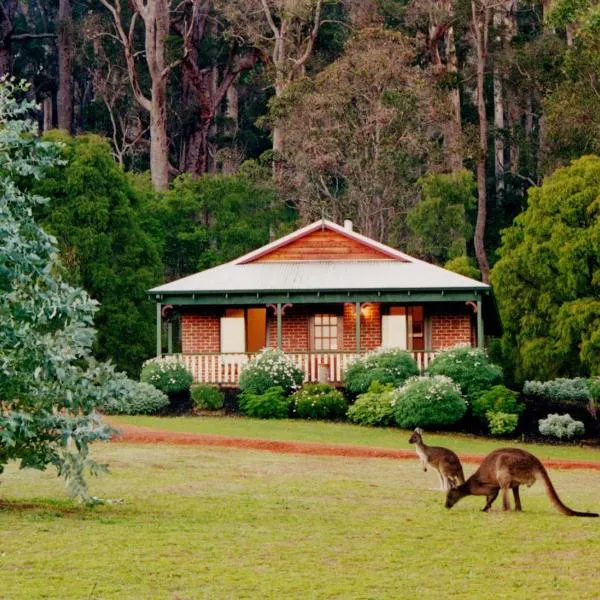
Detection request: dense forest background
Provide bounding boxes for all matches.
[3,0,599,381]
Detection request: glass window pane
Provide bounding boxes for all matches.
[314,338,322,350]
[322,338,330,350]
[331,338,338,350]
[315,315,322,325]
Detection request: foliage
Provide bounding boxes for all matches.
[98,376,169,415]
[154,173,286,280]
[0,80,135,502]
[391,376,467,429]
[426,348,503,401]
[444,256,481,280]
[291,384,347,421]
[238,349,304,396]
[191,384,225,411]
[238,386,290,419]
[406,170,476,265]
[471,385,524,424]
[491,156,600,382]
[588,378,600,403]
[344,349,419,396]
[486,411,519,436]
[538,414,586,440]
[32,132,162,376]
[523,379,591,403]
[346,381,396,427]
[279,28,443,241]
[140,357,194,394]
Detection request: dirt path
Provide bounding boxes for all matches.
[111,422,600,471]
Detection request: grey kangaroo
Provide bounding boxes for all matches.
[445,447,599,517]
[408,428,465,491]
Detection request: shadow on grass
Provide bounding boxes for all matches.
[0,498,134,521]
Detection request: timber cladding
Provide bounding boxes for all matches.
[251,229,403,262]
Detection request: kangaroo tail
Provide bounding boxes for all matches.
[537,465,598,517]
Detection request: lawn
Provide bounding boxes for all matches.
[1,441,599,599]
[110,415,600,462]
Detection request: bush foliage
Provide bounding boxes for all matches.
[99,377,169,415]
[344,349,419,395]
[426,347,503,400]
[291,384,347,421]
[346,381,396,427]
[471,385,524,423]
[140,357,194,394]
[391,375,467,429]
[239,349,304,396]
[191,385,225,411]
[523,378,590,403]
[238,386,290,419]
[538,413,585,440]
[486,411,519,436]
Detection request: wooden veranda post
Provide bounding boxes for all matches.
[156,302,162,357]
[476,298,484,349]
[276,302,283,350]
[355,301,361,354]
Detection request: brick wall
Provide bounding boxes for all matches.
[181,311,220,353]
[266,306,311,352]
[430,310,473,350]
[342,303,381,352]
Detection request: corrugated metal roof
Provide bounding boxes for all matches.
[150,260,489,294]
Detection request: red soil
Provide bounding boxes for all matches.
[111,422,600,471]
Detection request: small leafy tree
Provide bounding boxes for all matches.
[0,80,132,503]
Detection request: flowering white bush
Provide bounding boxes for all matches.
[344,348,419,395]
[239,348,304,395]
[538,413,585,440]
[524,379,590,403]
[391,375,466,428]
[140,356,193,393]
[426,347,503,400]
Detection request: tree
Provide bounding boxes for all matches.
[156,171,283,280]
[279,28,443,242]
[33,132,163,376]
[491,155,600,382]
[57,0,73,131]
[406,169,476,265]
[0,81,130,502]
[98,0,186,190]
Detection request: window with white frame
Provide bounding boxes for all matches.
[313,313,339,351]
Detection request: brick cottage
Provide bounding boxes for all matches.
[149,219,500,385]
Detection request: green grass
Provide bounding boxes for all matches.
[110,415,600,462]
[1,443,599,599]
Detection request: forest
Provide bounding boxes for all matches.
[2,0,599,383]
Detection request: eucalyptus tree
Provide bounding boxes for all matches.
[0,81,133,502]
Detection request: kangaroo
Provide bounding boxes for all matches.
[408,428,465,491]
[445,447,599,517]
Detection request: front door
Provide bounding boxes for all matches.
[246,308,267,353]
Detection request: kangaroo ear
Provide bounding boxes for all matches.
[415,427,423,435]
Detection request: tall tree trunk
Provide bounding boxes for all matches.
[472,0,491,283]
[493,62,505,204]
[0,0,17,76]
[221,82,239,174]
[446,26,463,171]
[150,77,169,192]
[57,0,73,132]
[42,95,53,131]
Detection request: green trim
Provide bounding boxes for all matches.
[355,301,361,354]
[276,303,282,350]
[477,299,484,349]
[167,321,173,354]
[152,290,483,306]
[156,303,162,358]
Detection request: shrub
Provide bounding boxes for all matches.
[140,357,193,394]
[191,385,225,411]
[238,386,290,419]
[100,377,169,415]
[346,381,396,427]
[538,413,585,440]
[523,378,590,403]
[391,375,467,429]
[588,378,600,403]
[426,347,503,400]
[486,411,519,436]
[238,349,304,395]
[471,385,524,425]
[344,349,419,395]
[291,384,347,421]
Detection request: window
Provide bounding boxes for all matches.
[313,314,339,351]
